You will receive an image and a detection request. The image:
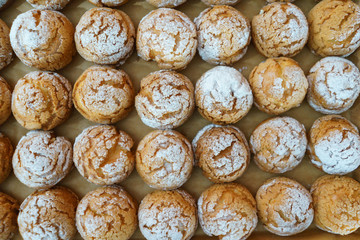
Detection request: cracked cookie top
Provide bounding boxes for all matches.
[0,132,13,184]
[0,76,11,126]
[146,0,187,7]
[88,0,127,7]
[26,0,70,10]
[0,19,12,71]
[201,0,240,6]
[0,192,19,240]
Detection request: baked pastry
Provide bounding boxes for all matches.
[26,0,70,10]
[137,8,197,70]
[195,66,253,124]
[13,130,73,189]
[0,76,11,125]
[135,70,194,129]
[307,57,360,114]
[252,2,308,58]
[256,177,314,236]
[192,124,250,183]
[73,125,135,185]
[0,19,12,70]
[198,183,257,240]
[266,0,295,3]
[308,115,360,175]
[136,130,193,190]
[76,186,137,240]
[308,0,360,57]
[0,0,12,10]
[73,65,134,124]
[146,0,187,7]
[249,57,308,114]
[138,189,197,240]
[18,186,78,240]
[89,0,127,7]
[75,7,135,65]
[10,9,75,71]
[311,175,360,235]
[11,71,72,130]
[0,132,13,184]
[201,0,240,5]
[195,5,250,65]
[0,192,19,240]
[250,116,307,173]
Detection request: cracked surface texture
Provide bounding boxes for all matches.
[26,0,70,10]
[136,8,197,70]
[308,0,360,57]
[198,183,257,240]
[88,0,127,7]
[13,130,73,189]
[10,9,75,71]
[135,70,194,129]
[307,57,360,114]
[195,66,253,125]
[146,0,187,7]
[0,133,13,184]
[0,19,12,71]
[250,116,307,173]
[308,115,360,175]
[256,177,314,236]
[18,186,78,240]
[75,7,135,65]
[249,57,308,114]
[195,5,250,65]
[136,130,193,190]
[201,0,240,5]
[74,125,135,185]
[266,0,295,3]
[0,77,11,125]
[73,65,134,124]
[11,71,72,130]
[138,189,197,240]
[76,186,137,240]
[0,192,19,240]
[311,175,360,235]
[192,124,250,183]
[252,2,308,58]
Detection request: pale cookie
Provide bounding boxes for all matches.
[26,0,70,10]
[73,125,135,185]
[138,189,197,240]
[0,76,11,125]
[198,183,258,240]
[137,8,197,70]
[10,9,75,71]
[192,124,250,183]
[311,175,360,235]
[146,0,187,7]
[0,133,13,184]
[76,186,137,240]
[75,7,135,65]
[256,177,314,236]
[11,71,72,130]
[73,65,134,124]
[135,70,194,129]
[308,0,360,57]
[18,186,79,240]
[307,57,360,114]
[308,115,360,175]
[201,0,240,5]
[195,5,251,65]
[0,19,13,70]
[89,0,127,7]
[250,116,307,173]
[0,192,19,240]
[249,57,308,115]
[136,130,193,190]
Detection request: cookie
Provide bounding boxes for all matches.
[89,0,127,7]
[0,76,11,125]
[26,0,70,10]
[146,0,187,7]
[201,0,240,5]
[0,132,13,184]
[0,19,13,70]
[0,192,19,240]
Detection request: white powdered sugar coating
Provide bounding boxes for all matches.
[201,0,240,5]
[146,0,187,7]
[27,0,70,10]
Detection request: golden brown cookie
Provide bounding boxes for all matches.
[73,65,134,124]
[0,132,13,184]
[10,9,75,71]
[137,8,197,70]
[201,0,240,5]
[0,192,19,240]
[146,0,187,7]
[76,186,137,240]
[0,19,12,71]
[89,0,127,7]
[11,71,72,130]
[266,0,295,2]
[26,0,70,10]
[0,76,11,126]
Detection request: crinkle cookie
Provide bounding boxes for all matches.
[0,132,13,184]
[0,76,11,125]
[0,19,13,70]
[26,0,70,10]
[89,0,127,7]
[0,192,19,240]
[201,0,241,6]
[146,0,187,7]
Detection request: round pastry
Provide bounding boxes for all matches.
[0,19,12,70]
[136,130,193,190]
[137,8,197,70]
[307,57,360,114]
[75,7,135,65]
[26,0,70,10]
[266,0,295,3]
[195,5,250,65]
[256,177,314,236]
[195,66,253,124]
[249,116,307,173]
[311,175,360,235]
[192,124,250,183]
[198,183,257,240]
[135,70,194,129]
[12,130,73,189]
[76,186,137,240]
[10,9,75,71]
[73,65,134,124]
[146,0,187,7]
[0,192,19,240]
[308,115,360,175]
[0,77,11,125]
[11,71,72,130]
[73,125,135,185]
[201,0,240,5]
[249,57,308,114]
[308,0,360,57]
[0,132,13,184]
[89,0,127,7]
[252,2,308,58]
[138,189,197,240]
[18,186,78,240]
